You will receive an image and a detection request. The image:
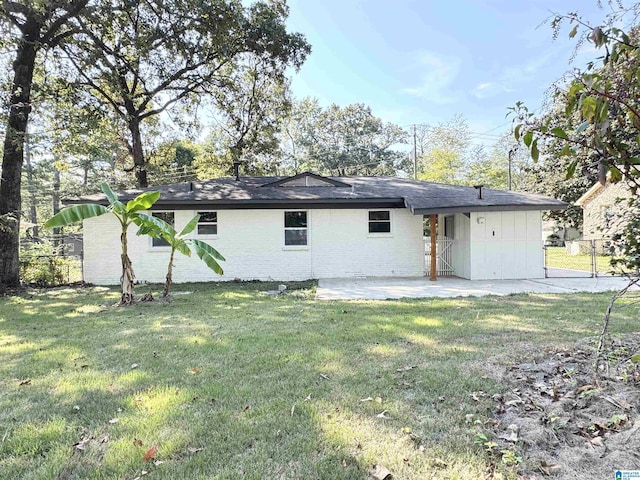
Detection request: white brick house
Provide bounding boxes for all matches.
[73,173,567,284]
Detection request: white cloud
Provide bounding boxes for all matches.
[401,52,462,104]
[471,52,554,99]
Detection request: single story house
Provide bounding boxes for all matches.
[575,180,633,240]
[70,172,566,284]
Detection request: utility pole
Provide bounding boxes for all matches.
[413,124,417,180]
[52,166,60,249]
[24,129,39,240]
[508,147,514,191]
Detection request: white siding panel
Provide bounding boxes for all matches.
[468,210,544,280]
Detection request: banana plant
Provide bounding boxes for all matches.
[136,213,224,298]
[44,183,160,305]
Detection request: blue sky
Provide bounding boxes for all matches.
[286,0,620,142]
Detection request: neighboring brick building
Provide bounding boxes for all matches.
[576,181,633,240]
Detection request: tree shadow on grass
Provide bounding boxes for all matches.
[0,284,638,478]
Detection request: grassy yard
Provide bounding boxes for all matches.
[545,246,612,273]
[1,282,638,479]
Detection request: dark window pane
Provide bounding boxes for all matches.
[444,215,455,238]
[198,211,217,223]
[285,229,307,246]
[151,212,174,247]
[369,222,391,233]
[152,211,174,225]
[285,211,307,228]
[197,224,218,235]
[369,211,390,221]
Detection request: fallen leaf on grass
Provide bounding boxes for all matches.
[133,438,143,447]
[539,460,561,475]
[143,444,158,462]
[371,464,392,479]
[73,436,91,451]
[108,418,119,424]
[470,391,487,401]
[190,367,200,374]
[131,364,139,369]
[498,424,519,443]
[618,398,633,410]
[187,447,203,453]
[396,365,415,372]
[18,379,31,386]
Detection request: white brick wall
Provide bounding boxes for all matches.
[83,208,425,285]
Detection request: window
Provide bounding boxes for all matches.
[197,211,217,235]
[444,215,455,239]
[284,211,307,246]
[151,212,174,247]
[368,211,391,233]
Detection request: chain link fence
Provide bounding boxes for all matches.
[544,239,619,278]
[19,255,83,287]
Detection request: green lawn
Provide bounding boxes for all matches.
[1,282,638,479]
[545,246,612,272]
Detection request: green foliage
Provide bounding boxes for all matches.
[136,213,224,297]
[419,148,464,184]
[57,0,310,187]
[510,8,640,271]
[278,99,408,176]
[43,204,108,228]
[44,183,162,303]
[19,242,80,287]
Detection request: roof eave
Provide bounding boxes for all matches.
[575,182,605,207]
[411,203,568,215]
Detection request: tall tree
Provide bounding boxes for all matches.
[0,0,89,290]
[512,6,640,273]
[60,0,310,188]
[297,102,408,176]
[208,55,291,176]
[417,115,470,184]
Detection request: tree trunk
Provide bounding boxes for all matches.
[119,225,135,305]
[0,24,40,290]
[129,117,148,188]
[163,247,175,298]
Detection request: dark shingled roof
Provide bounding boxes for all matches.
[66,173,567,214]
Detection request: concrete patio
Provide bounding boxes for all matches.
[316,276,639,300]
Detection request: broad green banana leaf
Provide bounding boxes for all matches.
[44,204,109,228]
[126,191,161,212]
[190,239,224,275]
[179,214,201,237]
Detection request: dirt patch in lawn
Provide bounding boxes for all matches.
[481,335,640,479]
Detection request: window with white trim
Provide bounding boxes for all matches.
[284,211,308,246]
[151,211,174,247]
[368,210,391,233]
[197,211,217,235]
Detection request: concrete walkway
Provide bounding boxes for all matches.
[316,276,639,300]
